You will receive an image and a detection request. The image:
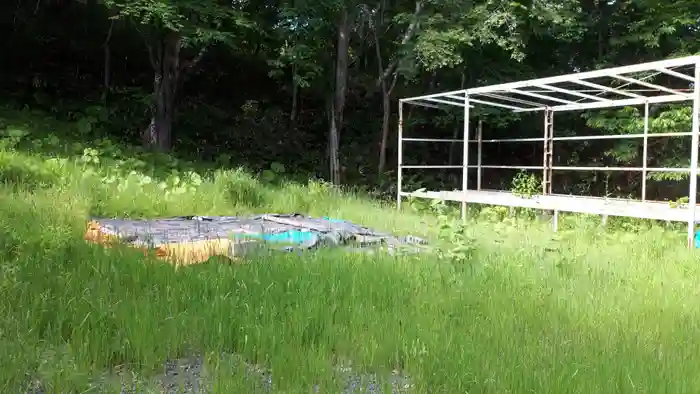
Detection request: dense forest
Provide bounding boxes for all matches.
[0,0,698,200]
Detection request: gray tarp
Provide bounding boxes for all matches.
[89,214,427,255]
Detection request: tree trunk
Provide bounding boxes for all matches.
[373,6,397,176]
[328,99,341,184]
[380,80,397,171]
[289,64,299,132]
[449,72,466,164]
[103,19,114,92]
[329,7,351,184]
[143,31,181,151]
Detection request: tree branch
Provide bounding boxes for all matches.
[132,22,158,70]
[372,0,423,91]
[182,45,209,75]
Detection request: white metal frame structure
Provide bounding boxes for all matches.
[397,55,700,247]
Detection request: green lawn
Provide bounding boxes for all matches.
[2,107,700,393]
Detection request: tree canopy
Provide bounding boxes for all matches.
[0,0,698,199]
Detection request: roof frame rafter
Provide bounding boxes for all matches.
[531,83,612,102]
[609,74,692,97]
[570,79,642,98]
[400,56,700,113]
[655,67,695,82]
[506,88,577,105]
[443,93,530,110]
[478,92,543,107]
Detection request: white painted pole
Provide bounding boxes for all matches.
[477,120,483,190]
[542,109,552,194]
[688,62,700,248]
[642,101,649,201]
[462,93,470,221]
[397,101,404,211]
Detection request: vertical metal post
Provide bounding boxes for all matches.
[688,62,700,248]
[397,100,404,211]
[477,120,483,191]
[542,108,553,194]
[642,101,649,201]
[462,93,470,221]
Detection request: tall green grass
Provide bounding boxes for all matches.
[2,107,700,392]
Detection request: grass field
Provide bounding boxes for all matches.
[2,106,700,393]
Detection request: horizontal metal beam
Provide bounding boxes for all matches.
[551,166,689,173]
[401,89,466,103]
[477,165,544,170]
[398,100,444,110]
[403,132,692,144]
[402,138,464,142]
[552,132,692,141]
[400,165,463,169]
[475,137,543,143]
[401,189,700,222]
[422,97,470,107]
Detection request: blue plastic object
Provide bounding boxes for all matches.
[236,230,317,244]
[695,230,700,249]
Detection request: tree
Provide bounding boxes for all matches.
[103,0,252,151]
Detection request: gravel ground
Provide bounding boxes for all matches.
[26,354,412,393]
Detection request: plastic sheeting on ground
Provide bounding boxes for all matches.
[84,213,428,265]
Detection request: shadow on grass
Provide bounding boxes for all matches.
[0,103,315,187]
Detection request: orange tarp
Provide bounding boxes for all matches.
[84,220,243,266]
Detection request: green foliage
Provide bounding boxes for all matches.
[511,170,540,198]
[431,199,476,264]
[583,106,693,182]
[104,0,251,44]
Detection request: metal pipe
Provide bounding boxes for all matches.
[402,138,464,142]
[477,120,483,190]
[397,101,403,211]
[400,89,466,103]
[642,101,649,201]
[611,74,693,98]
[400,165,464,169]
[401,165,695,172]
[543,108,548,195]
[551,166,690,172]
[462,94,470,220]
[654,67,695,82]
[547,109,554,194]
[546,94,687,112]
[464,56,699,95]
[422,97,470,107]
[687,61,700,248]
[477,137,545,143]
[481,165,544,170]
[552,132,692,141]
[400,100,444,110]
[543,108,553,194]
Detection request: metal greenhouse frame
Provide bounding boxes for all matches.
[397,55,700,247]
